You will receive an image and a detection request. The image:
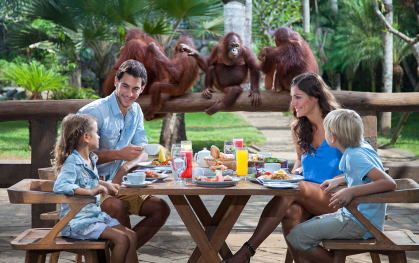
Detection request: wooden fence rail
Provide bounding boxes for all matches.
[1,90,419,227]
[1,91,419,120]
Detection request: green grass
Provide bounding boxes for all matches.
[0,121,30,159]
[0,112,266,159]
[378,112,419,156]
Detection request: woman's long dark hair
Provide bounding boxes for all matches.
[290,73,340,153]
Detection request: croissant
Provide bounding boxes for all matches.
[210,145,220,159]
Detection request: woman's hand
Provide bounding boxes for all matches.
[329,188,354,209]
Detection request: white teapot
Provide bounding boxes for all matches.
[194,147,211,167]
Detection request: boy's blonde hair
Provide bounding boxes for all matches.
[323,109,363,148]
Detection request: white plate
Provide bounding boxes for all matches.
[249,175,304,184]
[194,177,241,188]
[263,182,298,189]
[147,173,169,180]
[137,162,172,171]
[137,161,154,168]
[122,181,152,188]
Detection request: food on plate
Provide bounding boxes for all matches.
[271,169,290,180]
[210,145,220,159]
[151,159,171,166]
[264,157,284,163]
[259,169,290,180]
[194,175,233,182]
[144,170,160,178]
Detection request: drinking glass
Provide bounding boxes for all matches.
[181,140,192,151]
[171,152,186,185]
[171,144,182,158]
[236,147,249,176]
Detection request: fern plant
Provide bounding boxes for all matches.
[1,61,67,99]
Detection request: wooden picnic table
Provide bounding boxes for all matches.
[119,178,298,263]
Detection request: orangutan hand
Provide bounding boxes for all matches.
[202,88,213,99]
[249,90,261,107]
[179,43,198,56]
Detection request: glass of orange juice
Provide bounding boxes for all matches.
[236,147,248,176]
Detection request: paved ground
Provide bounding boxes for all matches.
[0,112,418,262]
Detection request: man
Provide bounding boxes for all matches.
[79,59,170,248]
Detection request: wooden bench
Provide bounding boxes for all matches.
[8,179,110,263]
[322,178,419,263]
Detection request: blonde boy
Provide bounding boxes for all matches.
[286,109,396,263]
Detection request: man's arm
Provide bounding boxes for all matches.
[95,145,144,165]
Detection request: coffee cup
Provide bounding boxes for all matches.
[123,172,146,185]
[144,144,161,155]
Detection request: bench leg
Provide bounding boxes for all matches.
[25,251,46,263]
[388,252,407,263]
[370,252,381,263]
[284,248,293,263]
[84,250,99,263]
[332,251,346,263]
[48,252,60,263]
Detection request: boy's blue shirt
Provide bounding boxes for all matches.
[338,141,386,239]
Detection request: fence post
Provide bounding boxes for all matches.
[360,112,378,149]
[30,119,58,228]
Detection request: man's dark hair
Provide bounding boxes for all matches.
[116,59,147,85]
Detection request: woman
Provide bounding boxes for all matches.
[226,73,342,263]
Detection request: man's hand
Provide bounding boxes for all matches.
[118,145,144,161]
[329,188,354,209]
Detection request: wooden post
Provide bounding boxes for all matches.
[360,112,378,149]
[30,119,58,228]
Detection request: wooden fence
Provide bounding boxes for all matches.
[1,90,419,227]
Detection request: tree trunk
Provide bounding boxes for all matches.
[69,55,82,88]
[302,0,310,33]
[380,0,393,135]
[224,1,246,40]
[244,0,252,48]
[159,113,187,149]
[330,0,338,15]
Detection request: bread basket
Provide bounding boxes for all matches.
[205,158,236,170]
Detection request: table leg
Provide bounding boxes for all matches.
[196,195,250,263]
[187,196,234,262]
[169,195,220,263]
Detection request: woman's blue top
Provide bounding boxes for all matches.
[301,140,343,184]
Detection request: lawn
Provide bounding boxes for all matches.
[0,112,266,160]
[378,112,419,156]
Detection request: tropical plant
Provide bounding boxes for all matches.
[1,60,67,99]
[52,86,99,100]
[252,0,301,50]
[326,0,383,92]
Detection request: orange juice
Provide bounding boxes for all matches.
[236,147,248,176]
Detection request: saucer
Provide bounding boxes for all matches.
[122,181,151,188]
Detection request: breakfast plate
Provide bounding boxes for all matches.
[263,182,298,189]
[248,174,304,184]
[122,181,152,188]
[194,177,241,188]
